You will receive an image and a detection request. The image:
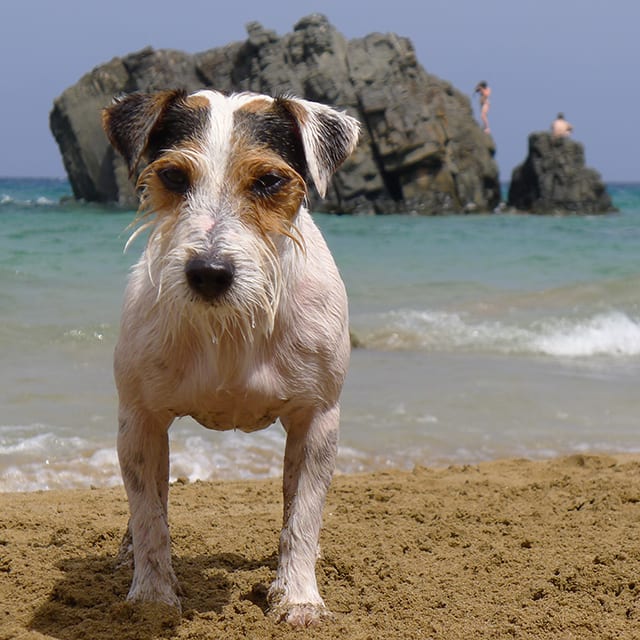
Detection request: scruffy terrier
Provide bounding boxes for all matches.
[102,89,359,626]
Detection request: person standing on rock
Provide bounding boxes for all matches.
[474,81,491,133]
[551,112,573,137]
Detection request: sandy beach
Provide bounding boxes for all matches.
[1,453,639,639]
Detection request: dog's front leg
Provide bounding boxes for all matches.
[117,408,180,610]
[268,405,339,626]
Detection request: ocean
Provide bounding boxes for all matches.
[2,177,640,492]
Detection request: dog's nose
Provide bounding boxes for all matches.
[185,257,235,301]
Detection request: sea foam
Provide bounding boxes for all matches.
[0,421,410,492]
[355,309,640,359]
[534,311,640,357]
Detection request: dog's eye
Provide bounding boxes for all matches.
[158,167,190,194]
[252,172,288,196]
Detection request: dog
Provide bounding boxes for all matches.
[101,88,360,626]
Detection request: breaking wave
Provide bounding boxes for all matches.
[353,309,640,358]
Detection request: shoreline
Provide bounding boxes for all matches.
[2,453,639,639]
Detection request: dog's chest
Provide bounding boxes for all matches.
[189,401,281,432]
[168,356,290,433]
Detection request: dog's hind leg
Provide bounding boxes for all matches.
[117,409,181,611]
[268,405,340,626]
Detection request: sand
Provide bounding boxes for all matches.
[1,453,640,639]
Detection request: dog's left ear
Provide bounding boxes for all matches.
[277,98,360,198]
[102,89,187,176]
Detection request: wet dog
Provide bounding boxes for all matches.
[102,89,359,626]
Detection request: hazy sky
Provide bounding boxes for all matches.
[2,0,639,182]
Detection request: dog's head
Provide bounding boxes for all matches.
[102,89,359,336]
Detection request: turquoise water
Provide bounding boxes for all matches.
[2,178,640,491]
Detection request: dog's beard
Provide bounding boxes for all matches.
[130,215,284,350]
[180,241,282,346]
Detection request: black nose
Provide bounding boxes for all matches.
[185,257,235,301]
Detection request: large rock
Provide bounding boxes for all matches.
[507,132,614,214]
[50,14,500,214]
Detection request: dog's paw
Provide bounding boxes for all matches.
[270,602,334,627]
[127,581,182,614]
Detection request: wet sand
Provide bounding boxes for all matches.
[2,453,639,639]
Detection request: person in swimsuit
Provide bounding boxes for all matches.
[474,81,491,133]
[551,112,573,137]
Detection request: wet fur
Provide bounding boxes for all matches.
[102,89,359,626]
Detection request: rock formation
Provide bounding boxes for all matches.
[507,132,614,214]
[50,15,500,214]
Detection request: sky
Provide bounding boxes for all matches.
[2,0,639,182]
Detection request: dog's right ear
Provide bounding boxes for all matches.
[102,90,186,176]
[275,97,361,198]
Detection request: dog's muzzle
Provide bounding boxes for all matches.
[185,256,235,302]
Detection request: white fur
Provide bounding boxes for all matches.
[109,90,359,626]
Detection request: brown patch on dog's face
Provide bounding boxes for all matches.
[227,146,307,243]
[235,97,274,114]
[184,94,211,111]
[225,99,309,243]
[137,146,202,216]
